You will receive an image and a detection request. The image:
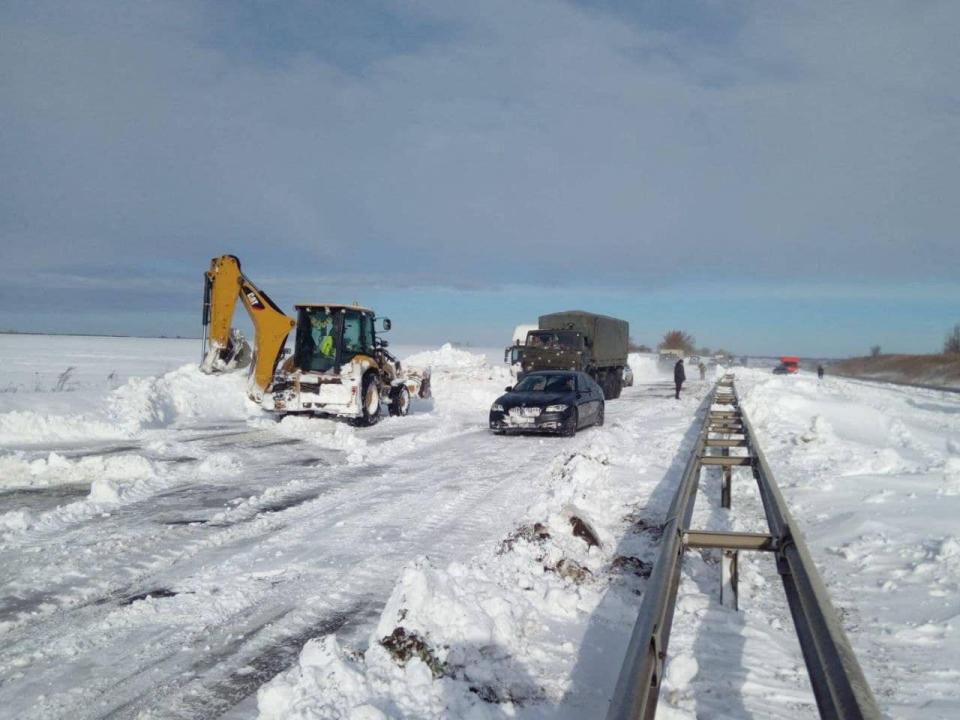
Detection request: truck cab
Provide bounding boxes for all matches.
[507,329,587,372]
[773,356,800,374]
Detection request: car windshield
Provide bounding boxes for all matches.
[513,374,575,393]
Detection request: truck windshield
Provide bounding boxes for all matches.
[513,374,576,393]
[526,331,581,349]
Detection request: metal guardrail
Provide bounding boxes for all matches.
[607,376,881,720]
[605,384,719,720]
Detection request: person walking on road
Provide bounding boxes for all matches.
[674,358,686,399]
[817,364,824,381]
[698,361,706,381]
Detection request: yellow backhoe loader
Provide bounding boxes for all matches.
[200,255,430,425]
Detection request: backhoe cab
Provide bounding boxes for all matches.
[200,255,430,425]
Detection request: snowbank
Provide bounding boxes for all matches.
[627,352,659,382]
[0,410,128,447]
[0,364,256,447]
[404,344,491,373]
[403,343,512,415]
[107,364,255,430]
[256,411,690,719]
[0,452,155,491]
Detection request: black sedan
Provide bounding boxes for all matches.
[489,370,605,436]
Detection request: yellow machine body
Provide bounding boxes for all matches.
[201,255,296,398]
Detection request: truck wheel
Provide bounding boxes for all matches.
[609,372,623,400]
[357,373,381,426]
[389,385,410,417]
[600,372,613,399]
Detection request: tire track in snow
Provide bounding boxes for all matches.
[0,404,568,718]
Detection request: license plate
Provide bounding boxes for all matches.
[511,407,541,418]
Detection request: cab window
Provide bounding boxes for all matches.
[360,313,375,352]
[341,311,362,360]
[296,307,338,372]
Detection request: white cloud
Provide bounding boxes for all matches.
[1,0,957,293]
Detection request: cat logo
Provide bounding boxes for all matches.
[244,287,265,310]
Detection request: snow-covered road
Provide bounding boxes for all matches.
[1,336,958,719]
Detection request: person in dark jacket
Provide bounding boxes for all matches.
[817,364,824,380]
[674,358,686,399]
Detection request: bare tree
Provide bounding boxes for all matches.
[870,345,882,358]
[659,330,696,355]
[945,324,960,354]
[628,339,651,353]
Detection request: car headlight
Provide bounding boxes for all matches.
[545,404,568,413]
[491,403,505,412]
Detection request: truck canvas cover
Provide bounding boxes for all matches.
[538,311,629,368]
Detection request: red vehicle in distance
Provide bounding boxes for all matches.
[773,356,800,374]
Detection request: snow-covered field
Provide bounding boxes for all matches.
[0,336,957,719]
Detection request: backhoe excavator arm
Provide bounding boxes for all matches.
[201,255,296,399]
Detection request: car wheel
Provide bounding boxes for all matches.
[356,373,381,426]
[561,408,578,437]
[388,385,410,417]
[596,402,604,427]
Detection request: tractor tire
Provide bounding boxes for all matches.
[389,385,411,417]
[356,373,382,426]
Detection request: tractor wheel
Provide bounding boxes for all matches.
[389,385,411,417]
[357,373,382,426]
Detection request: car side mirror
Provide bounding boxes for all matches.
[505,386,513,392]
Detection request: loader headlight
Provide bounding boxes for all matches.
[491,403,505,412]
[545,404,568,413]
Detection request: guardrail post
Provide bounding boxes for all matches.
[721,448,732,509]
[721,549,739,610]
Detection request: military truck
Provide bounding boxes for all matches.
[505,311,629,399]
[657,348,685,372]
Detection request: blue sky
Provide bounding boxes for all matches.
[1,1,958,356]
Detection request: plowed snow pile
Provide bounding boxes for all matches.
[0,365,254,448]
